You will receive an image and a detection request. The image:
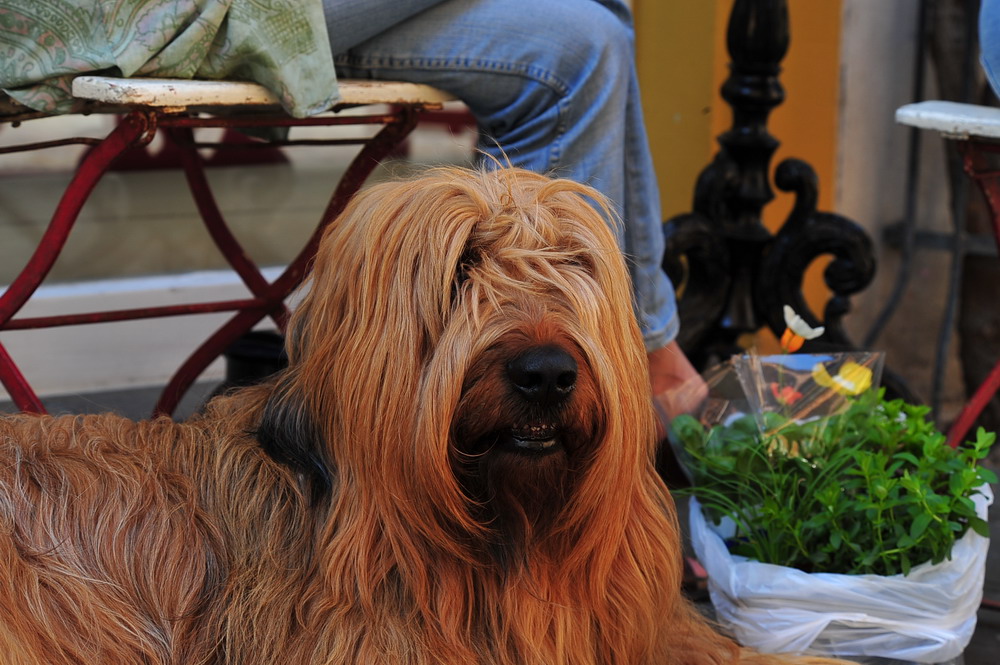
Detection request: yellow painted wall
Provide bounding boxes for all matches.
[634,2,717,221]
[636,0,843,345]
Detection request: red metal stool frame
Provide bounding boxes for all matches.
[945,139,1000,448]
[0,102,432,416]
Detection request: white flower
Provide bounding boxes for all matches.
[783,305,825,340]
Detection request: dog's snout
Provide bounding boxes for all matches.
[506,345,577,405]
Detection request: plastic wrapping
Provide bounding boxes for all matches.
[667,353,886,482]
[688,485,993,663]
[730,352,885,433]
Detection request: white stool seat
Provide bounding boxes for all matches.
[71,76,455,112]
[896,100,1000,140]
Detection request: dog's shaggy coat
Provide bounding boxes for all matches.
[0,167,841,665]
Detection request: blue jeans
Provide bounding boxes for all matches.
[322,0,679,351]
[982,0,1000,97]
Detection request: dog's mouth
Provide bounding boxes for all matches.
[504,422,562,454]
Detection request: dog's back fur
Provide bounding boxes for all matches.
[0,391,308,662]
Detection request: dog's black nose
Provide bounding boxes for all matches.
[506,345,577,405]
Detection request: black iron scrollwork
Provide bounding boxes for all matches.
[757,158,876,347]
[664,0,878,368]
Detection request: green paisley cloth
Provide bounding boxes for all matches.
[0,0,338,117]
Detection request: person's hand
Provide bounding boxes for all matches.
[648,341,707,440]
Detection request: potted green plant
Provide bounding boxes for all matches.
[668,311,996,664]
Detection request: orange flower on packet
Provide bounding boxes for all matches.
[769,382,804,406]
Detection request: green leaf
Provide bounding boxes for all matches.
[948,472,968,497]
[973,427,997,453]
[953,496,977,517]
[969,516,991,538]
[909,512,932,541]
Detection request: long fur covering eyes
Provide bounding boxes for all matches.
[0,166,846,665]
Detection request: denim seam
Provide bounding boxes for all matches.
[333,54,571,97]
[547,94,569,171]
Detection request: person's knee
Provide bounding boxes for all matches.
[457,1,636,130]
[549,2,634,89]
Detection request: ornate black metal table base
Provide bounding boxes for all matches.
[663,0,901,396]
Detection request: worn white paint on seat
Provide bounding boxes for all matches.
[71,76,455,110]
[896,100,1000,140]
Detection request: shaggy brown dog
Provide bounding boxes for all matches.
[0,167,842,664]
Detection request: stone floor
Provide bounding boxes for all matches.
[2,384,999,663]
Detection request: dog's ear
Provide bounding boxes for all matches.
[255,372,334,500]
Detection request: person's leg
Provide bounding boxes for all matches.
[982,0,1000,98]
[324,0,677,351]
[324,0,704,422]
[323,1,448,54]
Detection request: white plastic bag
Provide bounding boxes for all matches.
[688,485,993,663]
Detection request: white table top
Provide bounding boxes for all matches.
[896,100,1000,140]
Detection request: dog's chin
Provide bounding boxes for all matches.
[452,425,579,563]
